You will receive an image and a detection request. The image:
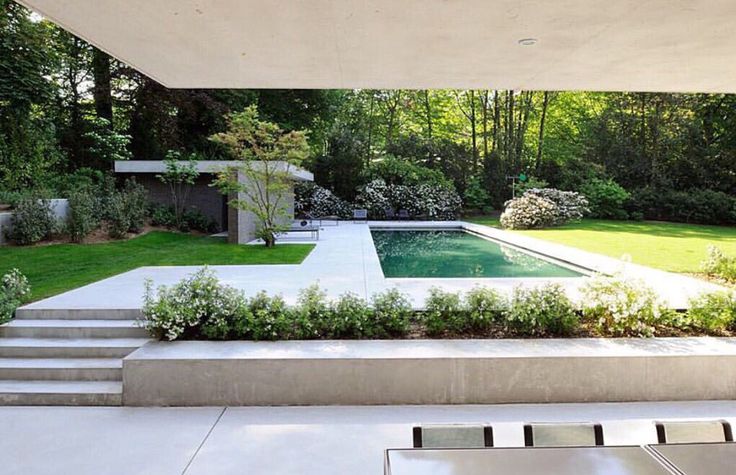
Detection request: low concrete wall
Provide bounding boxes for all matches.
[0,199,68,245]
[122,338,736,406]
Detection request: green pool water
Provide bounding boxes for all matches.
[371,229,585,278]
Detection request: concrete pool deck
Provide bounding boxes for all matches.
[3,401,736,475]
[19,221,723,312]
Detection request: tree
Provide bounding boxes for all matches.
[211,106,310,247]
[156,152,200,229]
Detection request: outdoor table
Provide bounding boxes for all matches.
[650,442,736,474]
[384,446,678,475]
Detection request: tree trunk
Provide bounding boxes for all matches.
[535,91,550,172]
[92,49,114,127]
[423,90,433,140]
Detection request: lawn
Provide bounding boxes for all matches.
[0,231,315,301]
[466,217,736,274]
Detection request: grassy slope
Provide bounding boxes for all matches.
[466,217,736,274]
[0,231,314,301]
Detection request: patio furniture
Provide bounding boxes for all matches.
[353,209,368,223]
[384,208,396,220]
[397,209,411,220]
[523,422,603,447]
[412,424,493,448]
[651,442,736,474]
[385,446,674,475]
[285,224,319,240]
[655,420,733,444]
[305,213,340,226]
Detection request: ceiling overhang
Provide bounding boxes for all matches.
[17,0,736,92]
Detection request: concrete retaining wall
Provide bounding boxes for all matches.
[122,338,736,406]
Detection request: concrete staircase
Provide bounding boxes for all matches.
[0,308,150,406]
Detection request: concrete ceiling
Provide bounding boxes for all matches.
[17,0,736,92]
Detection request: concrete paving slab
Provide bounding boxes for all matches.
[185,402,736,475]
[20,221,723,312]
[0,406,223,475]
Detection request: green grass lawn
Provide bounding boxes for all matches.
[467,217,736,274]
[0,231,315,301]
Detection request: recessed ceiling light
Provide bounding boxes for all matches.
[518,38,538,46]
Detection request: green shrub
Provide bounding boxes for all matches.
[122,179,148,233]
[181,209,218,233]
[465,287,507,332]
[330,292,373,338]
[248,291,293,341]
[508,284,578,336]
[423,288,465,336]
[0,269,31,324]
[581,274,671,337]
[687,291,736,333]
[293,284,332,339]
[106,179,148,239]
[66,191,99,242]
[370,288,413,337]
[0,190,22,208]
[151,205,177,228]
[628,187,736,225]
[580,178,630,219]
[701,245,736,282]
[8,197,56,245]
[142,268,248,341]
[463,177,491,211]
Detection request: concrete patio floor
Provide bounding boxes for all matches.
[21,221,722,312]
[3,401,736,474]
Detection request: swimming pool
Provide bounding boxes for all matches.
[371,229,586,278]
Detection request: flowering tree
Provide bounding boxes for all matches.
[211,106,310,247]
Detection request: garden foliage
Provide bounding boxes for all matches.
[500,188,588,230]
[0,269,30,324]
[7,197,57,245]
[580,273,672,337]
[580,178,630,220]
[294,182,353,219]
[355,179,462,220]
[701,245,736,282]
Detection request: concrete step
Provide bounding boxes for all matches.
[14,308,142,321]
[0,380,122,406]
[0,338,150,358]
[0,358,122,381]
[0,320,149,339]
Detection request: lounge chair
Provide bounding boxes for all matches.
[655,420,733,444]
[384,208,396,220]
[397,209,411,220]
[286,223,319,240]
[523,422,603,447]
[353,209,368,223]
[412,424,494,448]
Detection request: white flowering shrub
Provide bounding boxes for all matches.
[142,267,251,341]
[581,273,672,337]
[0,269,31,323]
[500,193,558,229]
[500,188,588,229]
[526,188,589,223]
[701,245,736,282]
[355,179,461,220]
[294,182,353,219]
[508,284,579,336]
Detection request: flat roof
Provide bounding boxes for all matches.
[18,0,736,92]
[114,161,314,182]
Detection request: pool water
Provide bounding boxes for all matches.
[371,229,585,278]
